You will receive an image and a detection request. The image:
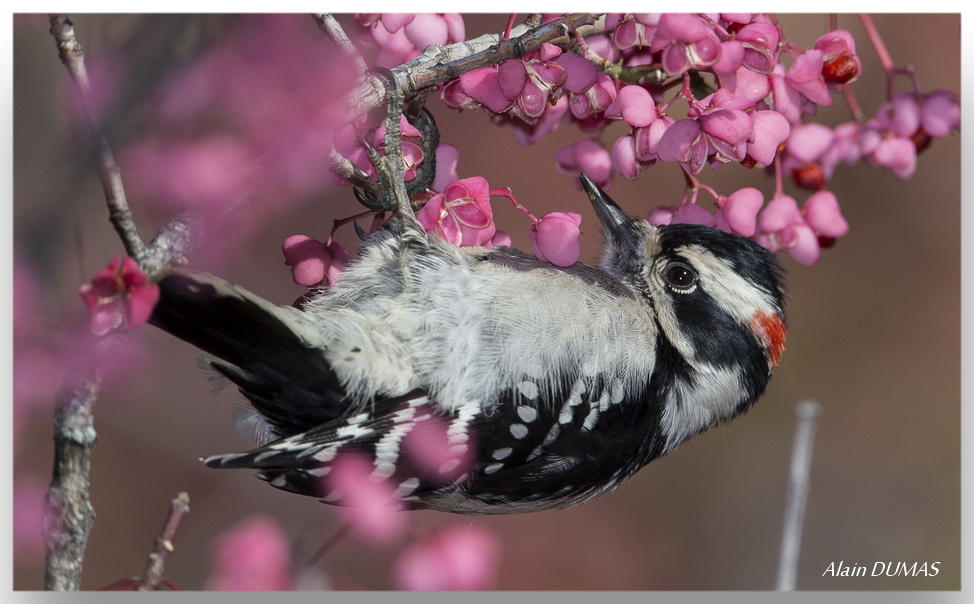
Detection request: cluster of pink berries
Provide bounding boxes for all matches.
[318,12,959,274]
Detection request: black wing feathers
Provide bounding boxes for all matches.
[149,271,348,434]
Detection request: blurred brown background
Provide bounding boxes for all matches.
[13,14,959,590]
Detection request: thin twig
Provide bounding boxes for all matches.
[49,15,145,260]
[136,492,191,591]
[313,14,368,74]
[43,371,100,591]
[345,13,602,118]
[43,16,201,592]
[776,400,822,591]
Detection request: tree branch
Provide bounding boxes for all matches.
[345,13,603,118]
[313,14,368,74]
[49,15,146,260]
[43,15,202,591]
[43,371,100,591]
[136,492,191,591]
[775,400,822,591]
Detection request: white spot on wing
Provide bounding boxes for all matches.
[509,423,529,439]
[517,405,538,423]
[517,381,539,399]
[396,477,420,496]
[484,462,504,474]
[492,447,512,460]
[583,406,600,430]
[313,446,338,463]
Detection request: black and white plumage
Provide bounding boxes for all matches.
[149,175,786,514]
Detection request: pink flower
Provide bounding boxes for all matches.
[786,122,834,164]
[870,136,917,179]
[606,84,656,128]
[205,516,292,591]
[757,194,821,265]
[633,116,675,164]
[657,118,708,173]
[747,110,790,165]
[814,29,861,86]
[698,108,752,164]
[647,206,675,225]
[803,190,849,238]
[608,14,659,50]
[650,14,722,75]
[555,140,612,188]
[568,73,617,121]
[490,230,513,247]
[611,135,639,180]
[785,50,832,107]
[711,66,771,110]
[671,203,716,227]
[876,92,922,138]
[736,23,779,74]
[921,89,961,138]
[392,525,500,590]
[326,453,406,546]
[282,235,347,287]
[401,416,473,483]
[511,95,570,146]
[530,212,582,267]
[432,144,460,192]
[79,257,160,336]
[417,176,496,246]
[716,187,764,236]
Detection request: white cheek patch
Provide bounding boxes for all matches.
[659,365,744,453]
[674,244,780,325]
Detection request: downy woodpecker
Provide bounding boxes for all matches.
[149,174,786,514]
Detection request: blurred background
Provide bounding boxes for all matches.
[13,13,959,590]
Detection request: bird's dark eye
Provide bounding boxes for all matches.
[664,262,697,290]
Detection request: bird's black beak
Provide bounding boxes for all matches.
[578,173,644,262]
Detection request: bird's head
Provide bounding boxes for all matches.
[579,174,787,450]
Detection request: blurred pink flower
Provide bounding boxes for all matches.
[123,136,251,210]
[392,525,500,590]
[282,236,347,287]
[920,89,961,137]
[530,211,582,267]
[326,453,406,546]
[14,475,48,556]
[79,257,159,336]
[206,515,292,591]
[417,176,496,247]
[401,416,472,483]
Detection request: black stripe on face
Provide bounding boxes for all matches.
[656,224,786,314]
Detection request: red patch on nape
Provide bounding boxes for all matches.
[750,312,787,367]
